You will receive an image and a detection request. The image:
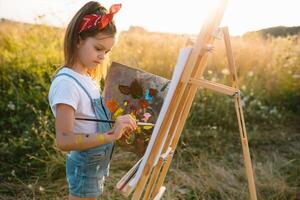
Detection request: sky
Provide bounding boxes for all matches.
[0,0,299,36]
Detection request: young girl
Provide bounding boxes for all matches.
[48,1,137,199]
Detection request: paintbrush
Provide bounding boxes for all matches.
[75,117,155,126]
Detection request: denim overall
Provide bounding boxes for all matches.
[53,71,114,197]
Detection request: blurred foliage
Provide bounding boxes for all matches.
[244,25,300,38]
[0,20,299,199]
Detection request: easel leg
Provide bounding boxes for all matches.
[222,26,257,200]
[151,154,173,198]
[143,86,190,199]
[234,95,257,200]
[151,83,199,197]
[142,156,165,199]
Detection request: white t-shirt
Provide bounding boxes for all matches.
[48,67,102,134]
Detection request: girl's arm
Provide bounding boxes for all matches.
[55,103,123,152]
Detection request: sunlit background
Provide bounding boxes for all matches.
[0,0,299,35]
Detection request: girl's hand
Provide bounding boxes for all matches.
[111,114,137,141]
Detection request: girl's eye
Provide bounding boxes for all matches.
[95,47,110,54]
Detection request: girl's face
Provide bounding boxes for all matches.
[76,32,115,68]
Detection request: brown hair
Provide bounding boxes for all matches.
[54,1,117,84]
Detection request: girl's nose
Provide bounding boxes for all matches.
[98,55,104,60]
[97,53,105,60]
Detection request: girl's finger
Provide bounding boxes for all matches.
[128,114,136,122]
[122,131,129,139]
[125,116,137,129]
[124,130,131,139]
[123,121,135,131]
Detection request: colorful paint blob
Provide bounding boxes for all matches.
[142,113,151,122]
[119,79,144,99]
[106,100,119,113]
[113,107,124,119]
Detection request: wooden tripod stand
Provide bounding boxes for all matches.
[133,25,258,200]
[117,0,257,199]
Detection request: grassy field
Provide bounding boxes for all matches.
[0,19,299,199]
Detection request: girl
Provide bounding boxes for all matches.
[48,1,137,199]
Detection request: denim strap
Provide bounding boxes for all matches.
[53,73,93,102]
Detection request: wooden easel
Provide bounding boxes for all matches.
[120,0,257,199]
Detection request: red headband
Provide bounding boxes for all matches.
[78,4,121,34]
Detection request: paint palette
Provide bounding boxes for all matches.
[103,62,170,156]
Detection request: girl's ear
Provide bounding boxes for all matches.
[77,36,83,48]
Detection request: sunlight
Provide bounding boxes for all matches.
[0,0,299,35]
